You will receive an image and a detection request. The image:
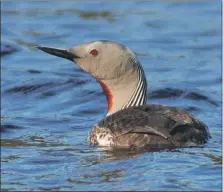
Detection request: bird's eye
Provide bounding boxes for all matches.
[90,49,98,56]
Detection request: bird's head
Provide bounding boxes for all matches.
[37,40,137,81]
[37,40,146,115]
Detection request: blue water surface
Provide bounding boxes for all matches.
[1,1,222,191]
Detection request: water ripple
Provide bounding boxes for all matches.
[150,87,219,106]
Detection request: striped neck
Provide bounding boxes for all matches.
[118,60,147,113]
[99,50,147,116]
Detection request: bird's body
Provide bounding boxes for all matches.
[89,104,210,150]
[37,40,211,150]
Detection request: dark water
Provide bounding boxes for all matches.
[1,1,222,191]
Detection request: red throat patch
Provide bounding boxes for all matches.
[97,80,113,113]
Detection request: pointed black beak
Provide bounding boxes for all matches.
[36,46,79,61]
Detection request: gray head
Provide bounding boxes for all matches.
[38,40,137,81]
[37,40,147,115]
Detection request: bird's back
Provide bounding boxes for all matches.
[89,104,211,150]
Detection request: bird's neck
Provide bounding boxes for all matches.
[98,63,147,116]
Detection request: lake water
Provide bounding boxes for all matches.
[1,1,222,191]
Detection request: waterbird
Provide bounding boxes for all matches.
[37,40,211,150]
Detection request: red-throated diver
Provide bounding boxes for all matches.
[37,40,210,150]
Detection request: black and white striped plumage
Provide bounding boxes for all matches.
[121,50,147,110]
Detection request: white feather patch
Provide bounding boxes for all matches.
[96,133,114,146]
